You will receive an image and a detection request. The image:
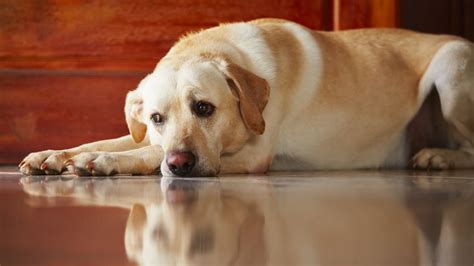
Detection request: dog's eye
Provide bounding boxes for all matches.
[193,101,215,117]
[150,113,163,125]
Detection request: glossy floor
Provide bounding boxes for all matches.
[1,166,474,265]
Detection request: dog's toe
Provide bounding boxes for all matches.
[70,152,119,177]
[19,163,45,175]
[42,152,68,174]
[411,149,454,170]
[19,150,70,176]
[86,161,107,176]
[90,154,119,176]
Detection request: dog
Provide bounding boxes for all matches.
[19,18,474,177]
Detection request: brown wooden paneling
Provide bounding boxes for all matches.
[0,0,330,71]
[0,71,141,163]
[334,0,398,30]
[0,0,331,164]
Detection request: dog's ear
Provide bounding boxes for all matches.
[124,203,147,262]
[125,77,149,143]
[221,62,270,135]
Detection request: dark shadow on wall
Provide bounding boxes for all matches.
[400,0,474,41]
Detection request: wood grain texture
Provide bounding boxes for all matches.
[0,0,329,163]
[0,0,329,71]
[334,0,398,30]
[0,71,142,163]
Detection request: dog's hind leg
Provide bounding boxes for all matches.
[412,40,474,169]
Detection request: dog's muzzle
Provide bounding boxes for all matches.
[166,151,196,177]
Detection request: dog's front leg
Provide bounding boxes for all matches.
[66,145,163,176]
[19,135,149,175]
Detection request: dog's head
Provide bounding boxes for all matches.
[125,56,270,176]
[124,178,265,265]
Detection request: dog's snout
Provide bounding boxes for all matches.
[166,151,196,176]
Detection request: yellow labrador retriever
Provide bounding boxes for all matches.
[19,18,474,176]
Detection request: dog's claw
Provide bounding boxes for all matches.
[19,161,25,167]
[64,159,74,167]
[22,163,31,170]
[86,162,95,172]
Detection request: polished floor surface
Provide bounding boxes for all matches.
[1,166,474,265]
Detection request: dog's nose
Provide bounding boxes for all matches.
[166,151,196,176]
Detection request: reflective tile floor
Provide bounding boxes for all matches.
[1,166,474,266]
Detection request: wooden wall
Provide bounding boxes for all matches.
[0,0,330,163]
[1,0,399,164]
[334,0,398,29]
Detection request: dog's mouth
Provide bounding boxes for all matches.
[163,169,219,178]
[161,159,219,177]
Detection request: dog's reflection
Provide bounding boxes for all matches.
[21,175,474,266]
[126,178,264,265]
[123,177,430,266]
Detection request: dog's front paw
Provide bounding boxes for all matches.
[411,148,455,170]
[19,150,69,175]
[68,152,119,176]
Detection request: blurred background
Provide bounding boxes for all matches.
[1,0,473,164]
